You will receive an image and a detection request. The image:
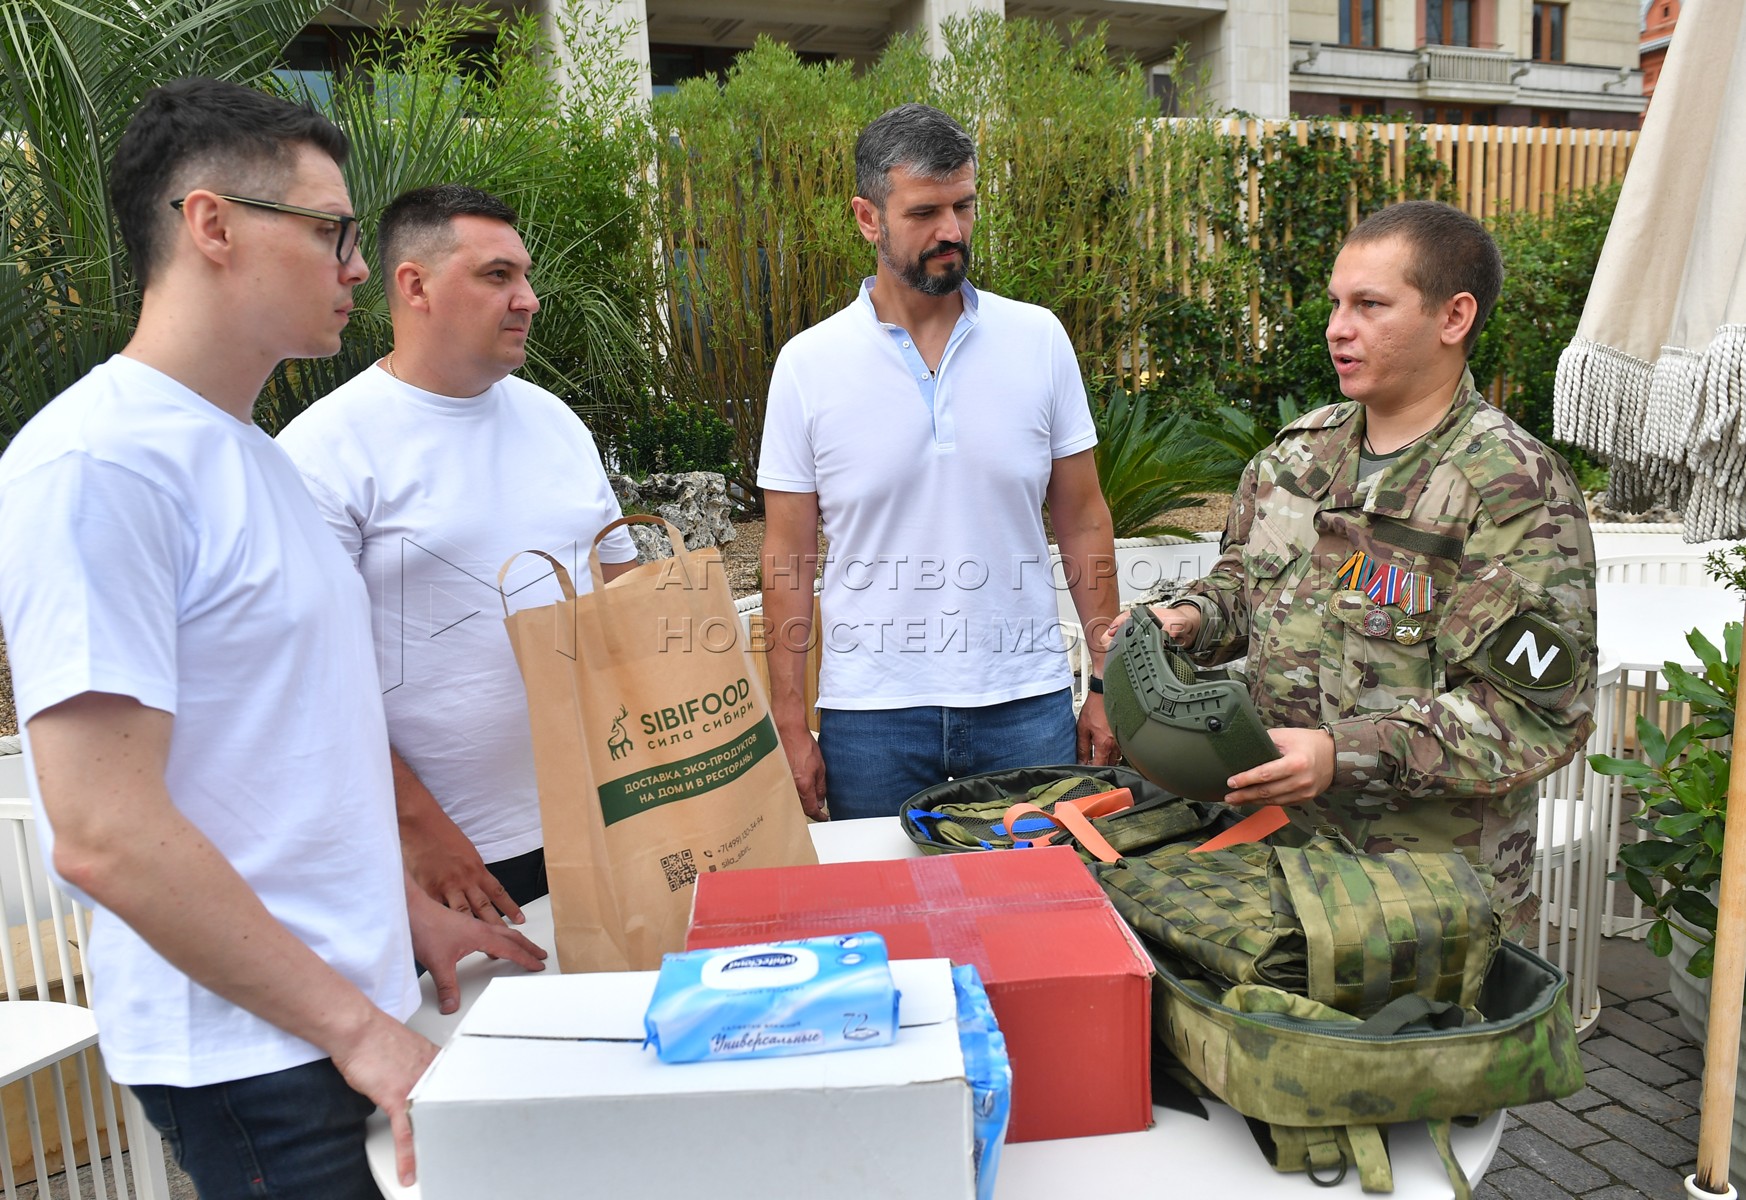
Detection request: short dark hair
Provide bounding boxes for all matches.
[854,104,978,210]
[1343,201,1503,356]
[110,77,348,290]
[377,184,518,282]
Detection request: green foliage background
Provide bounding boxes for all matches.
[0,5,1624,521]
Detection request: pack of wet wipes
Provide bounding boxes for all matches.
[644,932,900,1064]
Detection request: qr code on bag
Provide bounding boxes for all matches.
[661,849,697,892]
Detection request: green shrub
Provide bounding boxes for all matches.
[257,3,653,433]
[610,402,741,479]
[1480,182,1621,471]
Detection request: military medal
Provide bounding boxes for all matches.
[1363,606,1394,638]
[1392,619,1428,646]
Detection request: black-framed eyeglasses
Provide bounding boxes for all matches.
[170,194,362,264]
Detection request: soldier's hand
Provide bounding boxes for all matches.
[1102,602,1202,649]
[1224,727,1334,808]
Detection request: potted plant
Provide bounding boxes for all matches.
[1592,620,1738,983]
[1590,549,1743,1184]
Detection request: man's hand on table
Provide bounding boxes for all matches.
[405,880,547,1015]
[1223,727,1335,808]
[398,770,524,925]
[330,1009,442,1188]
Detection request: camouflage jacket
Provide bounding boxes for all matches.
[1170,373,1597,909]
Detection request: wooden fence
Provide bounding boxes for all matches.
[653,118,1638,450]
[1209,118,1637,220]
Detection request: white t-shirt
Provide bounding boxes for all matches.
[758,282,1097,709]
[0,356,416,1088]
[276,367,636,862]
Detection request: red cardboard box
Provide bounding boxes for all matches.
[685,845,1153,1142]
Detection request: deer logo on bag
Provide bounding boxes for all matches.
[608,705,633,761]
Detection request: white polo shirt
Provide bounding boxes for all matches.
[758,280,1096,710]
[0,356,416,1087]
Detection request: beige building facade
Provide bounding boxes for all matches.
[292,0,1643,125]
[1288,0,1644,126]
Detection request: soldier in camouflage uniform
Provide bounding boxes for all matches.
[1136,201,1597,928]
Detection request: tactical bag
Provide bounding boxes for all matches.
[1149,940,1582,1199]
[899,765,1228,862]
[1095,833,1499,1016]
[1095,834,1582,1198]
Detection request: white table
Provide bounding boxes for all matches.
[368,819,1503,1199]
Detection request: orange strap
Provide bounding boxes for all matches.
[1000,796,1128,864]
[1192,805,1290,853]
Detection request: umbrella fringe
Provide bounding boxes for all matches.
[1555,336,1648,461]
[1645,344,1708,468]
[1681,324,1746,542]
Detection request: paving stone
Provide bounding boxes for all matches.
[1472,1184,1505,1200]
[1596,1006,1688,1055]
[1498,1130,1608,1192]
[1665,1046,1707,1077]
[1672,1113,1703,1142]
[1557,1084,1611,1113]
[1581,1035,1688,1086]
[1511,1102,1608,1148]
[1582,1066,1697,1121]
[1585,1188,1657,1200]
[1586,1103,1699,1167]
[1578,1049,1604,1073]
[1654,1015,1695,1039]
[1582,1140,1690,1197]
[1488,1148,1517,1171]
[1668,1079,1704,1107]
[1623,997,1675,1024]
[1485,1167,1575,1200]
[1598,941,1674,1002]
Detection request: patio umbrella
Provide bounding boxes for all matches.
[1553,2,1746,1193]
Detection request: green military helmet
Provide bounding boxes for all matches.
[1103,604,1279,803]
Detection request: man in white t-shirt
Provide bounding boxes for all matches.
[277,184,638,924]
[759,103,1119,822]
[0,79,542,1199]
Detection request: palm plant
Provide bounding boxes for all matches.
[0,0,327,441]
[1091,388,1231,539]
[1,1,658,445]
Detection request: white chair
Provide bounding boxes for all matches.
[0,755,168,1200]
[1531,656,1622,1036]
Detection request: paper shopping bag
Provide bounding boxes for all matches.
[499,516,817,972]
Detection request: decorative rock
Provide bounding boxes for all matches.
[609,471,737,563]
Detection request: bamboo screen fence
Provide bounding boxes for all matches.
[653,119,1638,439]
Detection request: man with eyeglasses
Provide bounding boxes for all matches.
[0,77,543,1198]
[279,184,638,925]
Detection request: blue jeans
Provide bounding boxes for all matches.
[131,1057,381,1200]
[817,688,1078,821]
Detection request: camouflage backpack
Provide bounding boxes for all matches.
[1095,832,1583,1199]
[899,765,1227,862]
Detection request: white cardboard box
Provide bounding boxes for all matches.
[411,957,975,1200]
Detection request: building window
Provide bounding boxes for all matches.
[1532,3,1566,63]
[1339,97,1385,117]
[1425,0,1474,47]
[1339,0,1378,47]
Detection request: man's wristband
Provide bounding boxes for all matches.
[1086,674,1104,694]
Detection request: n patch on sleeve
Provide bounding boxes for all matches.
[1486,612,1577,691]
